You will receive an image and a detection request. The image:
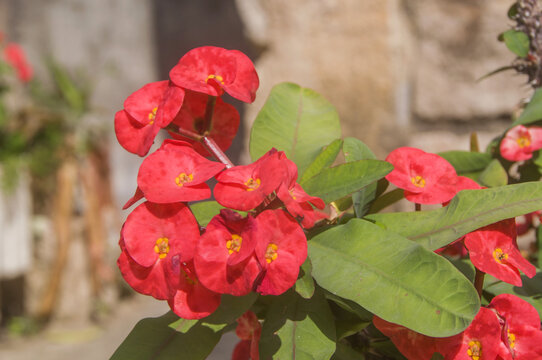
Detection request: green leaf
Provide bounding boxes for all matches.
[512,88,542,127]
[331,342,366,360]
[260,289,336,360]
[189,201,224,226]
[309,219,479,337]
[249,82,342,175]
[366,182,542,251]
[478,159,508,187]
[502,30,530,58]
[299,139,343,184]
[484,272,542,318]
[438,151,492,174]
[295,258,316,299]
[110,312,221,360]
[342,137,376,162]
[302,160,393,203]
[342,138,378,217]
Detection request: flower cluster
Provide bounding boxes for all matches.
[385,147,536,286]
[373,294,542,359]
[1,37,33,82]
[115,46,327,319]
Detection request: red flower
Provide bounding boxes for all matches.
[114,81,185,156]
[489,294,542,360]
[169,46,259,103]
[464,219,536,286]
[372,316,446,359]
[232,311,261,360]
[194,210,261,296]
[254,209,307,296]
[3,43,33,82]
[214,150,284,211]
[167,259,221,319]
[275,154,327,228]
[137,139,225,203]
[500,125,542,162]
[169,90,240,157]
[444,307,502,360]
[385,147,459,204]
[117,201,200,300]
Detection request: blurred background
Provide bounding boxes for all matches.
[0,0,529,359]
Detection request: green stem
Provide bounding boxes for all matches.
[202,95,217,134]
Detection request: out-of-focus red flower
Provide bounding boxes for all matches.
[372,316,448,359]
[489,294,542,360]
[3,43,33,82]
[117,201,200,300]
[254,209,307,296]
[137,139,225,203]
[169,90,240,157]
[167,259,221,319]
[169,46,259,103]
[464,219,536,286]
[500,125,542,162]
[194,210,261,296]
[232,311,261,360]
[114,81,185,156]
[275,154,327,228]
[385,147,459,205]
[214,150,284,211]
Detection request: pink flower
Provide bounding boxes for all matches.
[194,210,261,296]
[137,139,225,203]
[114,81,185,156]
[169,46,259,103]
[3,43,33,82]
[385,147,460,205]
[500,125,542,161]
[254,209,307,296]
[464,219,536,287]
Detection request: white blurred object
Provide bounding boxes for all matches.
[0,170,32,278]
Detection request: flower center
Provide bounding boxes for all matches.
[245,177,261,191]
[411,175,426,188]
[289,189,297,200]
[226,234,243,255]
[206,74,224,84]
[467,340,482,360]
[148,107,158,125]
[265,243,278,264]
[507,330,516,349]
[175,172,194,187]
[154,237,170,259]
[517,135,531,148]
[493,248,509,264]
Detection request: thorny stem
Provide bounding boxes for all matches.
[474,268,485,299]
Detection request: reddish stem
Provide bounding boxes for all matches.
[202,136,234,168]
[415,203,421,212]
[474,269,485,299]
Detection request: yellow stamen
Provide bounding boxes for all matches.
[226,234,243,255]
[148,107,158,125]
[154,237,170,259]
[245,177,261,192]
[206,74,224,84]
[493,248,509,264]
[517,135,531,148]
[175,173,194,187]
[411,175,426,188]
[466,340,482,360]
[508,330,516,349]
[265,243,278,264]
